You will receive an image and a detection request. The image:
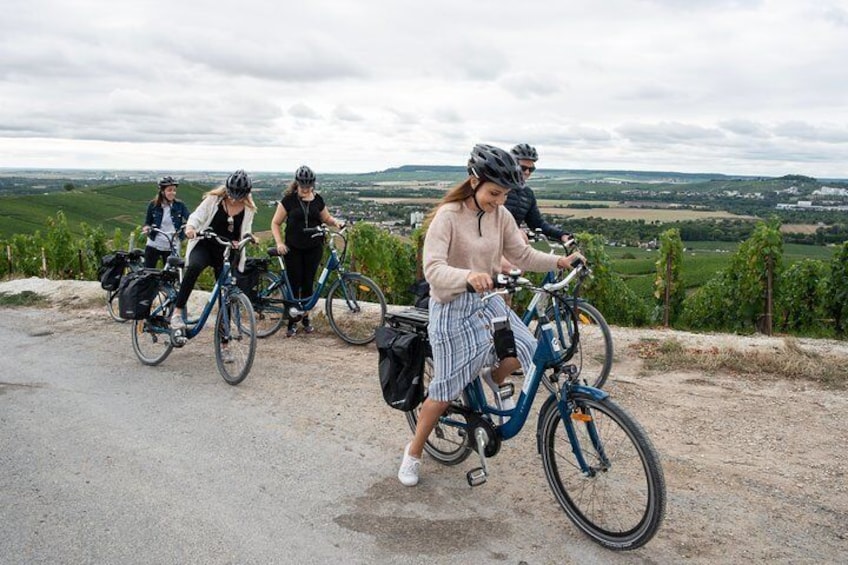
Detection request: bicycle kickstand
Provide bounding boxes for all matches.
[466,427,490,487]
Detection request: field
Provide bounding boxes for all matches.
[609,242,838,301]
[0,182,278,240]
[539,206,750,221]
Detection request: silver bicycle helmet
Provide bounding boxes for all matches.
[467,144,524,192]
[510,143,538,162]
[225,169,252,199]
[158,176,179,189]
[295,165,316,186]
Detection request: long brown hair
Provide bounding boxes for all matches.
[283,180,299,198]
[422,177,475,232]
[152,187,177,208]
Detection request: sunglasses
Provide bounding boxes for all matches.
[521,165,536,173]
[298,183,315,190]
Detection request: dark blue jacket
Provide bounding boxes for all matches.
[144,200,190,241]
[504,185,567,241]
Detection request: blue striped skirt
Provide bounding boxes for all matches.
[427,293,537,402]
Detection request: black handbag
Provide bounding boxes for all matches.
[375,325,426,411]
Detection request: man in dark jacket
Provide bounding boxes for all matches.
[505,143,572,244]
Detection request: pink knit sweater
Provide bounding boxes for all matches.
[423,200,561,303]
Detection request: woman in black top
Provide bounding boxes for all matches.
[270,165,344,337]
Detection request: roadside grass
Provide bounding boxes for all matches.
[632,337,848,389]
[0,290,48,307]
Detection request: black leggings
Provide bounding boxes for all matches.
[144,246,171,269]
[175,241,224,309]
[285,245,324,300]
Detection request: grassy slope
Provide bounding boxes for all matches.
[0,183,277,240]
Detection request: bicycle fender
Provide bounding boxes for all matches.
[534,386,610,455]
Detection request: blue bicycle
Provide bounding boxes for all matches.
[130,230,257,385]
[251,224,387,345]
[397,267,666,550]
[519,231,613,389]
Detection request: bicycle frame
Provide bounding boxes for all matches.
[149,231,252,342]
[439,269,608,444]
[260,225,360,315]
[265,242,344,314]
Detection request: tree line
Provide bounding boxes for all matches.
[2,212,846,338]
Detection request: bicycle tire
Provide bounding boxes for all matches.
[538,393,666,550]
[106,289,126,322]
[254,272,286,338]
[537,299,613,389]
[325,274,387,345]
[405,357,472,465]
[131,289,174,365]
[215,291,256,385]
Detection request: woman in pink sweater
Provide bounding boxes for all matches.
[398,144,584,486]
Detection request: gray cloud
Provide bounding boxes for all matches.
[617,122,726,144]
[289,104,321,120]
[333,105,364,122]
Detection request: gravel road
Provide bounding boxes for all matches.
[1,278,847,564]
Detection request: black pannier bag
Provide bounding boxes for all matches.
[98,252,127,291]
[235,258,269,302]
[376,325,427,411]
[117,269,161,320]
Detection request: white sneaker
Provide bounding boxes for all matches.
[398,443,421,487]
[170,311,186,330]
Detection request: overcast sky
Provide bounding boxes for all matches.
[2,0,848,177]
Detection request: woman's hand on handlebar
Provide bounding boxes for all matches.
[275,242,289,255]
[557,250,585,270]
[466,271,493,294]
[185,226,197,239]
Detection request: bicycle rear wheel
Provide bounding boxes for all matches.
[254,272,286,338]
[405,357,472,465]
[538,393,666,550]
[215,291,256,385]
[106,289,125,322]
[131,289,174,365]
[325,274,387,345]
[540,299,613,389]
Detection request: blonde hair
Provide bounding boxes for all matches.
[204,186,257,211]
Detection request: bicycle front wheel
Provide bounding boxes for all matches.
[405,357,472,465]
[541,299,613,389]
[538,393,666,550]
[131,289,174,366]
[215,291,256,385]
[325,274,387,345]
[254,272,286,338]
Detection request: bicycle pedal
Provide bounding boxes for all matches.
[466,467,487,487]
[170,330,188,347]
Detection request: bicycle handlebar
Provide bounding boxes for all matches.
[196,229,256,250]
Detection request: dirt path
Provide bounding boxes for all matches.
[2,277,848,562]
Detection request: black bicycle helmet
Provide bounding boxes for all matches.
[225,169,252,199]
[295,165,315,186]
[510,143,538,162]
[467,144,524,191]
[158,176,179,189]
